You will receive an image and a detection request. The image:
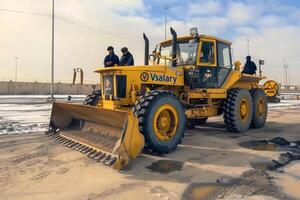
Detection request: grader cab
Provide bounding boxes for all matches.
[47,27,268,169]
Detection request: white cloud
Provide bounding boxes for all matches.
[187,16,229,35]
[234,26,258,36]
[226,2,262,25]
[188,0,222,16]
[257,15,287,27]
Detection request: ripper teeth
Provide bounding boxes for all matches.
[47,133,119,168]
[105,157,117,166]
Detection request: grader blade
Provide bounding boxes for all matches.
[46,102,144,169]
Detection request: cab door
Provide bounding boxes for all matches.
[216,42,232,87]
[196,38,232,88]
[196,38,218,88]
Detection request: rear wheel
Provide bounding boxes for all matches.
[133,91,185,154]
[250,89,268,128]
[223,89,253,133]
[84,90,101,106]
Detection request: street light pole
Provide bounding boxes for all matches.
[50,0,55,102]
[246,39,250,56]
[163,4,168,40]
[14,57,18,82]
[283,59,288,91]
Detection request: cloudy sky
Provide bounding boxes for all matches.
[0,0,300,84]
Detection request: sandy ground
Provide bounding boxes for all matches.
[0,102,300,199]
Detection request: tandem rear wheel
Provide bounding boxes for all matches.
[223,88,267,133]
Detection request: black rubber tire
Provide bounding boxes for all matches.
[186,118,208,129]
[223,89,253,133]
[250,89,268,128]
[133,91,186,154]
[275,96,281,103]
[83,90,102,106]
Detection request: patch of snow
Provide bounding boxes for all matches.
[0,103,51,135]
[0,95,86,104]
[268,100,300,109]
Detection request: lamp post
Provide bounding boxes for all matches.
[14,57,18,82]
[163,4,168,40]
[246,39,250,56]
[283,59,288,91]
[50,0,55,102]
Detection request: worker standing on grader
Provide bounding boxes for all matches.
[242,56,257,75]
[104,46,119,67]
[120,47,134,66]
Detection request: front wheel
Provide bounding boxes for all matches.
[133,91,186,154]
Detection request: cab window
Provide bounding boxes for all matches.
[200,41,215,64]
[218,43,231,68]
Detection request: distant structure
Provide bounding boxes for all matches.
[0,81,99,95]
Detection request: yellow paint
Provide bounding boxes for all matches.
[153,104,178,141]
[185,105,220,118]
[240,98,249,121]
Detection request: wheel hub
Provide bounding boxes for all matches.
[157,111,171,130]
[153,104,178,141]
[240,99,249,120]
[257,98,264,116]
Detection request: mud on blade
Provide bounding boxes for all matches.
[47,102,144,169]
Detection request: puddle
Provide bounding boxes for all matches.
[145,160,183,174]
[239,140,278,151]
[182,183,228,200]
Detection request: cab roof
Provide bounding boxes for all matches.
[159,35,232,46]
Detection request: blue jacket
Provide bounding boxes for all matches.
[104,53,119,67]
[120,52,134,66]
[242,60,257,75]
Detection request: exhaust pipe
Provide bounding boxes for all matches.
[143,33,149,65]
[72,68,83,85]
[170,27,177,67]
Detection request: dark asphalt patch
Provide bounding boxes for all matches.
[146,160,184,174]
[240,137,300,171]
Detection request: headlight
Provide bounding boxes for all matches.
[190,27,198,37]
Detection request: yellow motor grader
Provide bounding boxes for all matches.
[47,28,268,169]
